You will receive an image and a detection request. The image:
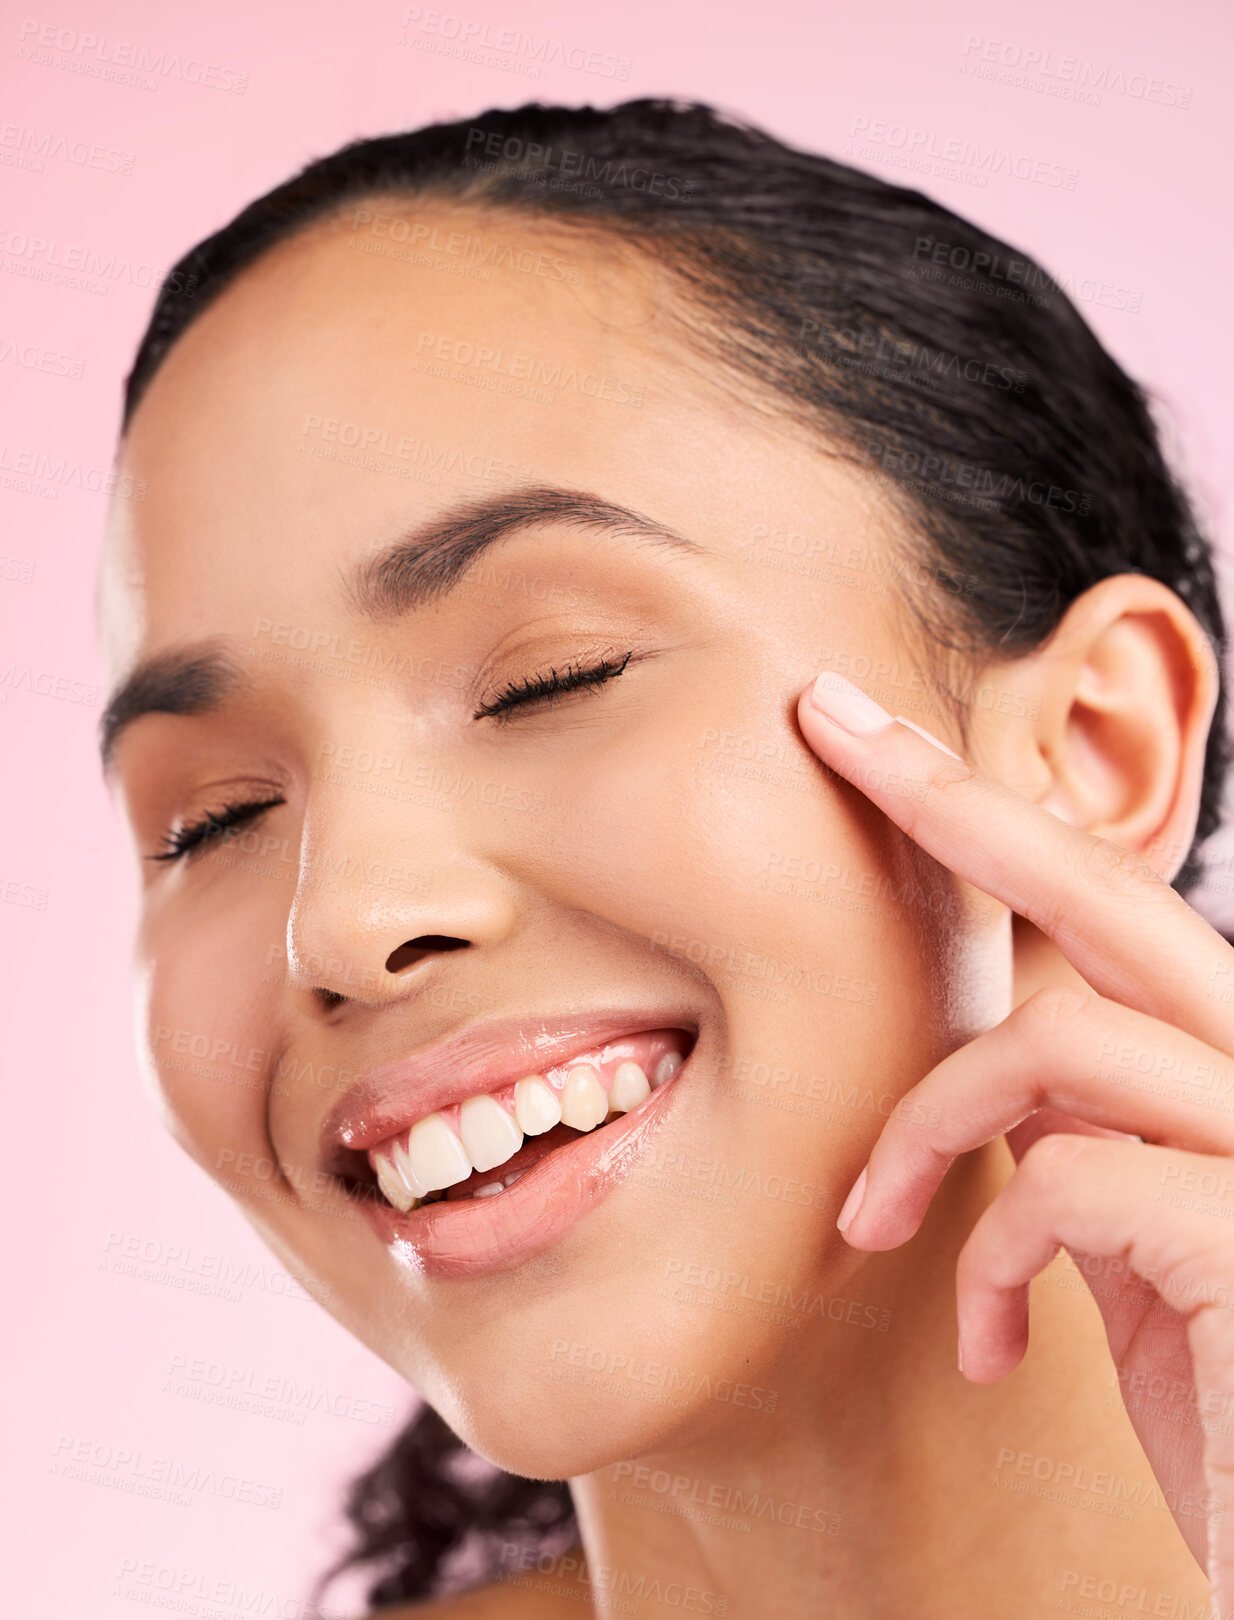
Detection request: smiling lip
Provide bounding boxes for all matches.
[355,1052,692,1279]
[322,1003,700,1159]
[321,1003,701,1281]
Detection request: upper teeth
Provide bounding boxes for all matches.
[513,1075,561,1134]
[368,1038,686,1213]
[460,1093,522,1172]
[560,1065,608,1130]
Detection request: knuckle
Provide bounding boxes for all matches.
[1021,983,1099,1032]
[1018,1131,1087,1182]
[924,755,974,791]
[1081,834,1164,896]
[922,758,978,811]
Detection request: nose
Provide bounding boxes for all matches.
[284,790,520,1007]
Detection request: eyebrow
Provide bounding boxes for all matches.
[347,483,700,618]
[99,642,249,775]
[99,484,701,771]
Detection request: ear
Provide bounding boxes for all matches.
[968,574,1221,885]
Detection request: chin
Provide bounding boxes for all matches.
[400,1211,803,1482]
[435,1324,776,1483]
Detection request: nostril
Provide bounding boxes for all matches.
[385,935,469,975]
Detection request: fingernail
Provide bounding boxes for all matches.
[890,716,963,762]
[957,1335,965,1376]
[809,675,893,734]
[837,1165,867,1234]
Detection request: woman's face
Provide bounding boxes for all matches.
[102,201,1010,1474]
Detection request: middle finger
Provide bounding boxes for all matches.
[839,983,1234,1250]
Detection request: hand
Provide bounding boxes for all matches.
[797,671,1234,1600]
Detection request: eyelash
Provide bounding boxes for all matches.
[149,797,284,864]
[150,654,635,863]
[473,651,635,723]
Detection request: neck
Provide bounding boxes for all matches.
[567,1137,1205,1619]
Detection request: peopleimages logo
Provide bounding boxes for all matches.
[349,208,580,282]
[960,34,1193,107]
[909,236,1144,315]
[0,122,135,175]
[0,337,84,379]
[462,127,697,201]
[412,328,645,407]
[860,441,1092,517]
[796,316,1026,393]
[400,8,632,80]
[15,20,249,92]
[0,229,198,299]
[849,117,1079,191]
[0,443,144,499]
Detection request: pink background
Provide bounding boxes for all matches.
[4,0,1233,1612]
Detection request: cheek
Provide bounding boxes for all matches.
[506,686,909,1007]
[500,685,975,1180]
[139,879,285,1179]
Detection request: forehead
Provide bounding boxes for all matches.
[102,200,894,674]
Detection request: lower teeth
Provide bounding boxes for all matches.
[473,1168,526,1199]
[415,1165,528,1208]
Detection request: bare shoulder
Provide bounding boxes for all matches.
[371,1548,593,1618]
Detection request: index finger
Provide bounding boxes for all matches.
[796,672,1234,1054]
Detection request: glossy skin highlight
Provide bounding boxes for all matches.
[101,203,1213,1616]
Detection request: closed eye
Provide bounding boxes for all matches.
[474,651,635,723]
[149,797,284,863]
